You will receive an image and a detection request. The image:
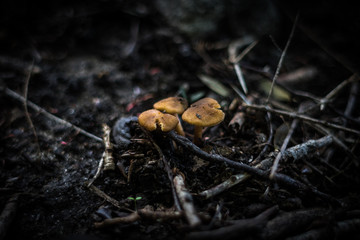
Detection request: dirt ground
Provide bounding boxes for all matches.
[1,1,360,240]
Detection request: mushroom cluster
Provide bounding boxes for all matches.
[138,96,225,145]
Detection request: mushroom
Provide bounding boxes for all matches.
[153,97,188,136]
[138,109,179,132]
[182,97,225,145]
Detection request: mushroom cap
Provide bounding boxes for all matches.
[182,97,225,127]
[138,109,179,132]
[153,97,188,115]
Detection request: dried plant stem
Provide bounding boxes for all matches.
[344,78,359,125]
[312,124,359,167]
[94,212,140,228]
[5,87,103,143]
[140,128,181,211]
[261,208,330,239]
[127,159,135,183]
[87,153,104,187]
[0,194,19,240]
[23,61,41,154]
[188,206,278,240]
[320,74,359,110]
[102,123,115,171]
[267,13,298,103]
[252,112,273,165]
[228,37,257,98]
[199,159,273,199]
[87,184,131,212]
[270,118,299,179]
[174,174,201,227]
[244,104,360,136]
[94,208,183,228]
[168,132,339,205]
[234,63,247,94]
[199,135,333,199]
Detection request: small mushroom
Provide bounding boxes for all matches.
[138,109,179,132]
[153,97,188,136]
[182,97,225,145]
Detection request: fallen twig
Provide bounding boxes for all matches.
[141,128,181,211]
[320,74,359,110]
[198,159,273,199]
[94,212,140,228]
[127,159,135,183]
[94,208,183,228]
[22,60,41,155]
[344,77,359,125]
[252,112,273,165]
[312,124,359,167]
[87,184,131,212]
[270,117,299,179]
[199,135,332,199]
[282,135,333,160]
[187,205,279,240]
[87,153,104,187]
[168,131,339,205]
[0,55,41,74]
[0,194,19,240]
[102,124,115,171]
[174,173,201,227]
[261,208,330,239]
[228,37,257,98]
[87,124,116,187]
[4,87,103,143]
[267,12,298,103]
[244,103,360,136]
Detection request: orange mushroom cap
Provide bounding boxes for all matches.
[138,109,179,132]
[153,97,188,115]
[182,98,225,127]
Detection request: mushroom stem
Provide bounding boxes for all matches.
[193,125,203,146]
[175,114,185,136]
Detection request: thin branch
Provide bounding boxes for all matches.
[87,184,132,212]
[229,83,250,104]
[244,104,360,136]
[87,153,104,187]
[344,78,359,126]
[4,87,103,143]
[141,128,182,211]
[188,205,279,240]
[198,135,333,199]
[282,135,333,160]
[0,194,19,240]
[232,40,258,64]
[228,37,257,95]
[94,212,140,228]
[311,124,359,167]
[94,208,183,228]
[23,60,41,154]
[234,63,248,94]
[270,118,299,179]
[261,208,330,239]
[267,13,299,103]
[102,124,115,171]
[320,74,359,110]
[252,112,274,165]
[174,173,201,227]
[168,131,339,205]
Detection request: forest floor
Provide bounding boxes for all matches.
[1,1,360,240]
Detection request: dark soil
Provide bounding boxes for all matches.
[1,1,360,240]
